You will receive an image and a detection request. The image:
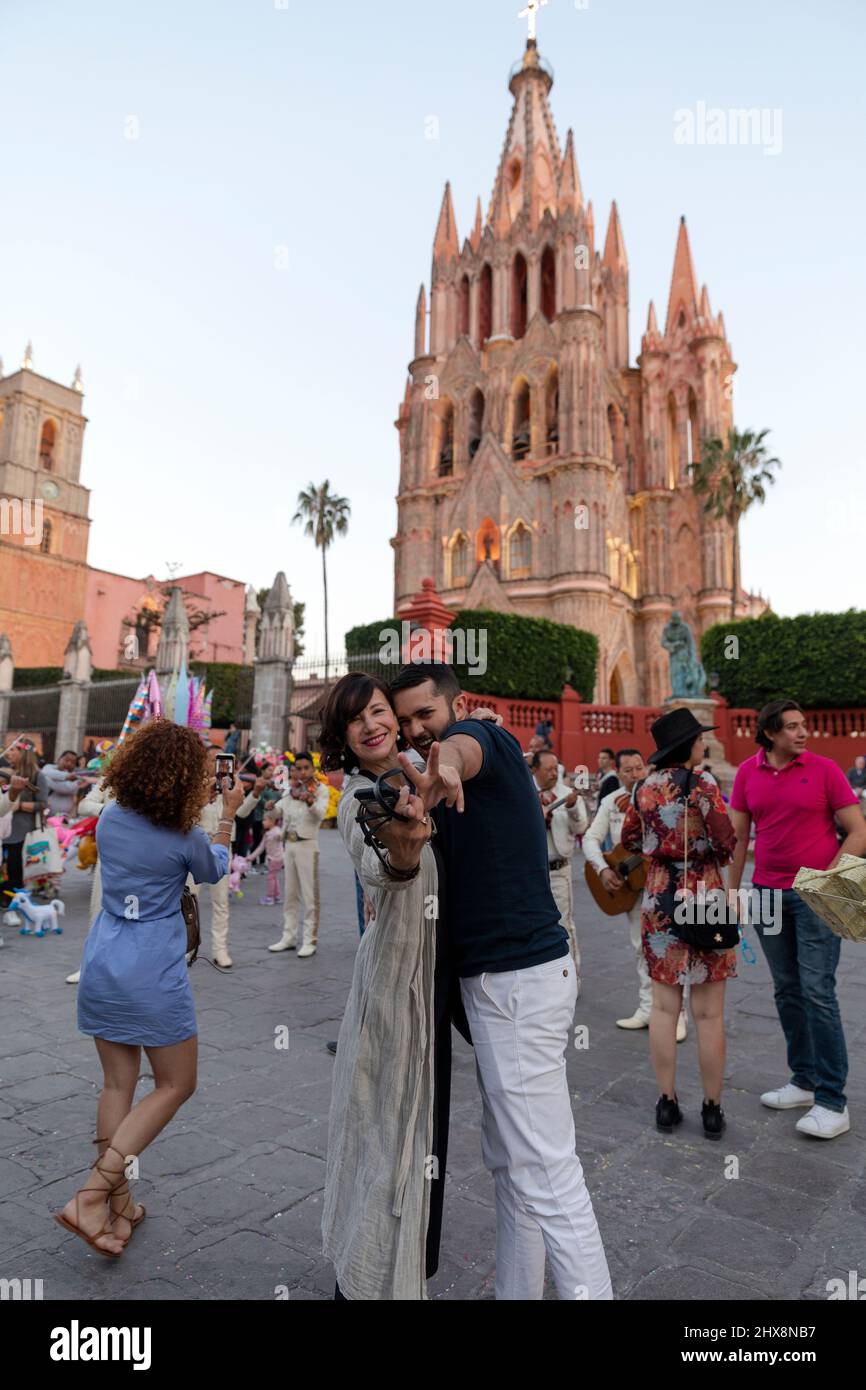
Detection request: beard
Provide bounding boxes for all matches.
[408,702,455,758]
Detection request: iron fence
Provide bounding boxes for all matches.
[2,686,61,761]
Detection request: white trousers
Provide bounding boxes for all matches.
[282,839,320,947]
[190,875,230,954]
[627,905,653,1019]
[549,862,580,973]
[460,957,613,1301]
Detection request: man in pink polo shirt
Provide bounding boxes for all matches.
[728,699,866,1140]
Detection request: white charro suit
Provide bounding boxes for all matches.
[582,787,652,1020]
[535,777,588,972]
[275,781,331,950]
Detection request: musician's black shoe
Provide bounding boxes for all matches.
[655,1094,683,1133]
[326,1040,338,1055]
[701,1099,726,1140]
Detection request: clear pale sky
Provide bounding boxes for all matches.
[2,0,863,655]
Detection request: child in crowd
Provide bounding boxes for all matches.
[247,811,284,906]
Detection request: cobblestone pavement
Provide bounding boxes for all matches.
[1,832,864,1302]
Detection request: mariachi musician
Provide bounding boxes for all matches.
[531,747,588,989]
[582,748,687,1042]
[269,751,331,959]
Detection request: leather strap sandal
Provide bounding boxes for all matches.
[53,1143,131,1258]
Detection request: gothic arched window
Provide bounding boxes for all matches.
[458,274,470,338]
[511,253,528,340]
[40,518,52,553]
[511,379,531,460]
[666,394,678,489]
[478,263,492,346]
[687,389,699,470]
[451,533,468,585]
[437,400,454,477]
[509,522,531,576]
[545,367,559,455]
[468,388,485,460]
[540,245,556,322]
[39,419,56,471]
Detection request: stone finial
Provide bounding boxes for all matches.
[22,341,33,370]
[0,356,4,380]
[0,634,13,693]
[243,584,260,665]
[155,585,190,674]
[72,364,83,392]
[256,572,294,662]
[62,620,93,683]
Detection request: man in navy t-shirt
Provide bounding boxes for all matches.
[391,663,611,1302]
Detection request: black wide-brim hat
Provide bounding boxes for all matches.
[648,708,717,765]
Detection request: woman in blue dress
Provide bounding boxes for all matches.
[54,719,246,1257]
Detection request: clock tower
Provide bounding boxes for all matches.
[0,352,92,665]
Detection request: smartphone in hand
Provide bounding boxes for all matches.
[215,753,235,793]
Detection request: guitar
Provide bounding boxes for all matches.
[584,843,647,917]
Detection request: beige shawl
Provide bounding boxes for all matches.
[322,772,438,1300]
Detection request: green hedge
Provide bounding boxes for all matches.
[189,662,253,728]
[346,610,598,702]
[13,667,126,689]
[346,619,402,655]
[701,611,866,709]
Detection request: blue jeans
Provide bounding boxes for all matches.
[754,885,847,1112]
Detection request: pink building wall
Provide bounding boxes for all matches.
[85,567,247,669]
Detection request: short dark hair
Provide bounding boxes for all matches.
[615,747,641,769]
[531,749,558,770]
[600,747,615,760]
[389,662,461,704]
[319,672,395,772]
[756,699,804,750]
[293,750,314,764]
[58,749,79,761]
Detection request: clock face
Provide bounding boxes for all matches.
[40,479,60,501]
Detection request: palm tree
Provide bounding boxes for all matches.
[292,482,350,683]
[689,427,780,620]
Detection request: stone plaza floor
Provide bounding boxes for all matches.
[1,831,864,1302]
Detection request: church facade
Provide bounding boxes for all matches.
[392,37,763,705]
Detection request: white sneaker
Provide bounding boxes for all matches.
[297,942,317,958]
[3,911,22,927]
[676,1011,688,1044]
[66,969,80,985]
[761,1083,815,1110]
[213,952,233,970]
[268,937,296,953]
[796,1104,850,1139]
[616,1012,650,1030]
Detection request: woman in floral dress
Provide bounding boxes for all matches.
[621,709,737,1138]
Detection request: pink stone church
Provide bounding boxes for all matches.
[392,34,766,706]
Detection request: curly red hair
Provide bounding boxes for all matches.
[103,719,210,832]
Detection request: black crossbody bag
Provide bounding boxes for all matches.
[669,768,739,951]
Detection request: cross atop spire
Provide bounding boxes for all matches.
[518,0,548,43]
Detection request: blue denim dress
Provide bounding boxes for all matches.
[78,801,228,1047]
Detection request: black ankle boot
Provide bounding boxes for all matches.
[655,1093,683,1132]
[701,1099,726,1140]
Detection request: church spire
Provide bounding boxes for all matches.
[487,31,561,234]
[433,182,459,264]
[469,196,483,252]
[414,284,427,358]
[602,201,627,271]
[665,215,699,334]
[557,129,582,214]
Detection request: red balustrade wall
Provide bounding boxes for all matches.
[462,689,866,774]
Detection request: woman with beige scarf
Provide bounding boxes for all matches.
[319,672,487,1300]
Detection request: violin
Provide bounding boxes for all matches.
[290,776,319,804]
